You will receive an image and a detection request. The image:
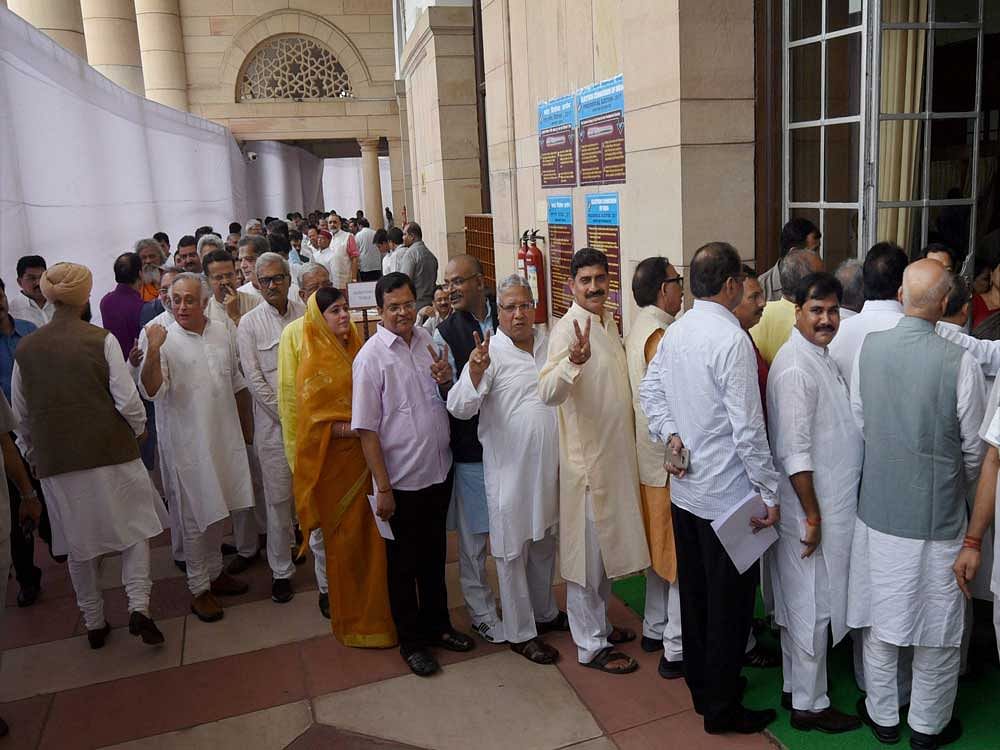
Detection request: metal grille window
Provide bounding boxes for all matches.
[871,0,990,265]
[784,0,867,270]
[238,35,352,102]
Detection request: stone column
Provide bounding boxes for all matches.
[134,0,188,111]
[8,0,87,58]
[81,0,145,96]
[358,138,386,230]
[387,137,406,227]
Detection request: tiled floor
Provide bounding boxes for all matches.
[1,533,779,749]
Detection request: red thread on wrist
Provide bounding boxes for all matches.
[805,517,822,527]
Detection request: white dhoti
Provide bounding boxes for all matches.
[68,542,152,630]
[495,532,559,644]
[566,492,613,663]
[310,528,328,594]
[233,445,265,558]
[642,569,683,661]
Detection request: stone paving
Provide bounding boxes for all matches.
[1,530,778,749]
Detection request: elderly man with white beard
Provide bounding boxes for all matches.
[447,275,561,664]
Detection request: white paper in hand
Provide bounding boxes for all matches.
[368,494,395,540]
[710,492,777,574]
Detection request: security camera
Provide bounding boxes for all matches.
[247,151,258,161]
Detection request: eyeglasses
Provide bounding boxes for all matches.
[258,274,288,287]
[498,302,535,314]
[385,301,417,314]
[665,276,684,287]
[442,273,481,289]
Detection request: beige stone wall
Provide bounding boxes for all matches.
[400,5,482,261]
[176,1,400,141]
[481,0,755,326]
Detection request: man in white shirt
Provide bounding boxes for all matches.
[936,274,1000,383]
[203,249,260,328]
[828,242,908,384]
[355,219,382,281]
[848,260,983,748]
[834,259,864,320]
[313,215,359,290]
[236,253,305,605]
[141,273,255,623]
[8,256,53,329]
[447,275,561,664]
[640,241,780,735]
[382,227,413,277]
[766,271,863,733]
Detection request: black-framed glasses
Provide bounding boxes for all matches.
[258,274,288,287]
[665,276,684,287]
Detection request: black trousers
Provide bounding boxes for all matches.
[359,270,382,282]
[385,470,454,655]
[672,503,758,724]
[8,473,52,590]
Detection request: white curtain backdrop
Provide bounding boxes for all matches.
[321,156,392,217]
[0,8,324,322]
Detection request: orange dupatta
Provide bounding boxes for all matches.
[293,295,396,648]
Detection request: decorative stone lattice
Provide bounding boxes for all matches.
[239,35,352,101]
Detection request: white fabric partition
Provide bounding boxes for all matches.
[321,156,392,217]
[0,8,324,323]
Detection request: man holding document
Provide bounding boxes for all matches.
[640,241,781,736]
[765,272,863,733]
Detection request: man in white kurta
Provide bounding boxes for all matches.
[141,273,255,623]
[236,253,305,604]
[624,257,683,678]
[447,275,560,664]
[848,260,984,746]
[13,262,165,648]
[539,248,650,672]
[766,273,863,733]
[313,216,359,290]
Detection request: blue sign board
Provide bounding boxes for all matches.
[576,74,624,123]
[546,195,573,226]
[585,192,620,227]
[537,94,576,132]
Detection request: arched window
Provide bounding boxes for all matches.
[238,35,352,102]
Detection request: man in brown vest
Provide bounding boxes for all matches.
[12,263,166,650]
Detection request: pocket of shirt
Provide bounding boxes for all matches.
[256,339,280,375]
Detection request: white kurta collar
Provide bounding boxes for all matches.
[692,298,741,329]
[861,299,904,315]
[568,301,614,330]
[790,326,830,357]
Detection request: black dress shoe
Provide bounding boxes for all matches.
[791,706,863,734]
[173,559,187,573]
[318,592,330,619]
[0,714,8,737]
[88,621,112,650]
[705,706,777,735]
[434,629,475,652]
[225,552,258,575]
[782,691,792,710]
[744,643,780,668]
[128,612,165,645]
[271,578,294,604]
[857,697,901,744]
[657,655,683,679]
[910,718,962,750]
[404,649,440,677]
[220,542,238,556]
[641,635,662,653]
[16,582,40,607]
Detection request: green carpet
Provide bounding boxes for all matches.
[611,576,1000,750]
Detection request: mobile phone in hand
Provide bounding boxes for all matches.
[667,448,690,471]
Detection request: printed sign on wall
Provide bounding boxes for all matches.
[577,75,625,186]
[537,94,578,188]
[585,192,622,328]
[546,196,575,319]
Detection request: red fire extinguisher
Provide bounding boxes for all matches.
[517,230,529,278]
[525,229,548,324]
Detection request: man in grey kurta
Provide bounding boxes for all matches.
[848,260,984,748]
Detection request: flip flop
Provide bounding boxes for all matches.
[582,646,638,675]
[510,638,559,665]
[608,626,636,645]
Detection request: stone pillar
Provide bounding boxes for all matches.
[8,0,88,58]
[134,0,188,111]
[358,138,386,231]
[395,83,415,224]
[387,137,406,227]
[81,0,145,96]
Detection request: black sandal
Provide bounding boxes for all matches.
[511,638,559,664]
[536,610,570,633]
[582,646,638,674]
[608,626,636,645]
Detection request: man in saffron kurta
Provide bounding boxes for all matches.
[539,248,650,673]
[293,289,395,648]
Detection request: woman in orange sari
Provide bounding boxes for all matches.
[294,287,396,647]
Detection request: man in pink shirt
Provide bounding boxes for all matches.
[353,272,474,677]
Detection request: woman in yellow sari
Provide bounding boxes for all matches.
[294,287,396,647]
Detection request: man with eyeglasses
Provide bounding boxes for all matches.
[432,255,504,643]
[624,257,685,680]
[353,272,474,677]
[238,234,301,302]
[237,253,305,605]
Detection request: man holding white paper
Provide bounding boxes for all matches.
[640,241,781,736]
[766,272,863,733]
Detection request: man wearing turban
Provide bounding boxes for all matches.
[11,262,167,650]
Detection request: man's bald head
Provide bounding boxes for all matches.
[901,258,953,321]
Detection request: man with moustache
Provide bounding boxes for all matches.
[733,266,770,420]
[624,257,684,679]
[539,248,650,674]
[174,236,202,275]
[9,256,53,329]
[236,253,305,604]
[766,272,863,733]
[134,238,165,302]
[433,255,503,642]
[140,273,254,623]
[447,274,561,664]
[202,249,259,328]
[313,215,359,290]
[353,272,473,676]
